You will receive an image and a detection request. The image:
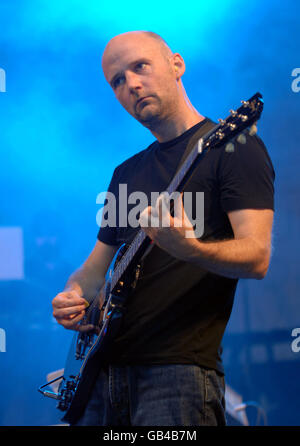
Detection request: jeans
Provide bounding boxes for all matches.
[73,364,226,426]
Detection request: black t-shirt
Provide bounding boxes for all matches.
[97,118,275,374]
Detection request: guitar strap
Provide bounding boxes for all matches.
[173,118,216,188]
[140,118,216,261]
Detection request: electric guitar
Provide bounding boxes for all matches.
[38,92,264,424]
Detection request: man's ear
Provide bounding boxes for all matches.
[172,53,185,78]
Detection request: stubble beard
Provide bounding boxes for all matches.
[134,94,175,131]
[134,95,162,127]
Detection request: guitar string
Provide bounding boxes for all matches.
[108,115,229,289]
[85,96,262,317]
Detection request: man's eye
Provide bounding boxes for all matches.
[113,76,124,89]
[136,62,147,71]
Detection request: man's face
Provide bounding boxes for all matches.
[102,33,179,127]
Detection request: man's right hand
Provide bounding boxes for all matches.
[52,240,118,332]
[52,290,93,332]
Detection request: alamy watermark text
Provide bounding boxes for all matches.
[291,328,300,353]
[0,68,6,92]
[291,68,300,93]
[96,186,205,238]
[0,328,6,352]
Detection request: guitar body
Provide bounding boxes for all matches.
[38,92,264,425]
[57,243,136,424]
[57,310,124,424]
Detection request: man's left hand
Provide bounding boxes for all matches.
[139,192,196,260]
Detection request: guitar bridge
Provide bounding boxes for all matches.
[56,377,78,412]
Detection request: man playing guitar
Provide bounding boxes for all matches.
[52,31,274,426]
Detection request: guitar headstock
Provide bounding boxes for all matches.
[202,92,264,151]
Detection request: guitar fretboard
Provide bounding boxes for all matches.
[110,132,211,291]
[109,92,263,291]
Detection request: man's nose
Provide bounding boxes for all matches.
[125,71,142,93]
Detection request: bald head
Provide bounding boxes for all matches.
[135,31,173,58]
[102,31,173,72]
[100,31,192,138]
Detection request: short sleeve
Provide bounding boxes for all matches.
[218,133,275,213]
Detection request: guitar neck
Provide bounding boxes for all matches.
[109,127,213,291]
[110,92,264,291]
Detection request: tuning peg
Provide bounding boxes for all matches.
[225,142,235,152]
[241,100,249,106]
[218,118,226,125]
[229,109,237,116]
[239,114,248,122]
[248,123,257,136]
[237,133,247,144]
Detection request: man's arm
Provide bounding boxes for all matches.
[180,208,274,279]
[64,240,118,300]
[52,240,118,330]
[139,195,274,280]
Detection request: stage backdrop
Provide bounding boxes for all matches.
[0,0,299,426]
